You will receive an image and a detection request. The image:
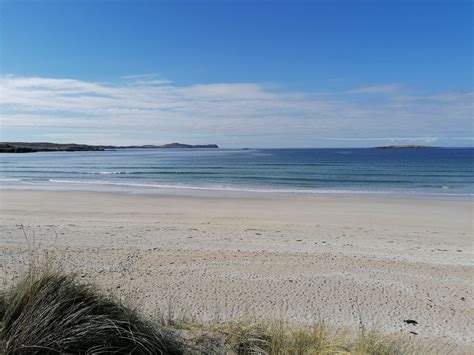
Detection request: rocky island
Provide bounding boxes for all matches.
[0,142,219,153]
[375,144,436,149]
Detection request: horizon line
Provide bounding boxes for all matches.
[1,141,473,150]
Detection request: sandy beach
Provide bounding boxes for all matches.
[0,189,472,351]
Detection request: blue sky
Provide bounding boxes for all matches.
[1,0,472,147]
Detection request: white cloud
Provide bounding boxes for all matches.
[0,75,472,147]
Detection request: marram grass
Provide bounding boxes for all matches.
[0,268,441,354]
[0,268,183,354]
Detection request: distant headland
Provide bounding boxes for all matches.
[0,142,219,153]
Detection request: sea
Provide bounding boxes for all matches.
[0,148,473,198]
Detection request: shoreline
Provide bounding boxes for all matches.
[0,189,472,351]
[1,180,472,201]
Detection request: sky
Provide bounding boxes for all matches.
[0,0,472,148]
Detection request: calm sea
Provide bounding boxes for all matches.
[0,148,473,197]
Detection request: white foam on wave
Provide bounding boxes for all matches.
[95,171,127,175]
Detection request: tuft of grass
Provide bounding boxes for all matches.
[0,267,184,354]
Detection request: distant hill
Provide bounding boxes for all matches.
[0,142,219,153]
[125,143,219,149]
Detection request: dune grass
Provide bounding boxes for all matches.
[0,268,184,354]
[0,267,438,354]
[167,317,429,355]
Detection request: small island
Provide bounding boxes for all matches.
[375,145,436,149]
[0,142,219,153]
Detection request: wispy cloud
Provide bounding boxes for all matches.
[121,74,156,80]
[0,75,472,147]
[348,83,404,94]
[121,74,172,87]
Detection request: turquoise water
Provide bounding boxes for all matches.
[0,148,473,196]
